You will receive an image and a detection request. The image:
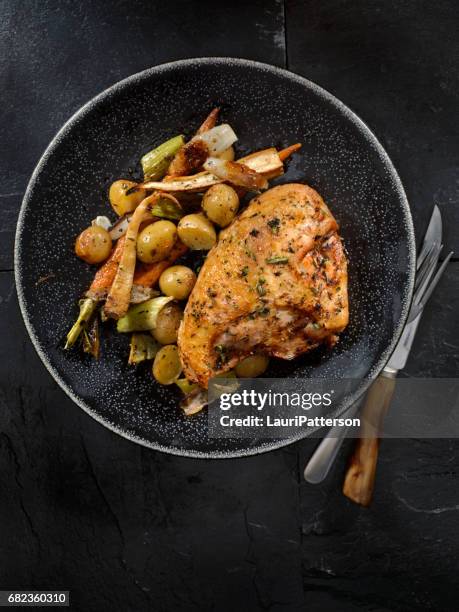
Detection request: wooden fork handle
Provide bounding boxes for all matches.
[343,373,396,506]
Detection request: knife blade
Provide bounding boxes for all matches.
[385,205,443,373]
[416,205,442,271]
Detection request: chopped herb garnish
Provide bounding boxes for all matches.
[266,256,289,264]
[249,228,260,237]
[249,305,270,319]
[240,266,249,277]
[256,277,266,296]
[267,217,280,234]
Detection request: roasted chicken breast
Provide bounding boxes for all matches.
[178,183,348,387]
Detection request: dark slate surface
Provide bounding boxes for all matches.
[285,0,459,257]
[1,1,458,610]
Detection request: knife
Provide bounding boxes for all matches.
[342,206,453,505]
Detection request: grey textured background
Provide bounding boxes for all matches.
[1,1,458,610]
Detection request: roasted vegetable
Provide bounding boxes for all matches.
[197,124,238,155]
[109,215,131,241]
[152,345,182,385]
[133,241,188,287]
[159,265,196,300]
[150,197,184,221]
[65,297,98,349]
[141,147,284,192]
[128,333,161,364]
[238,147,286,179]
[168,124,237,176]
[136,220,177,264]
[151,302,183,344]
[177,213,217,250]
[143,171,219,192]
[109,180,147,216]
[75,225,112,264]
[218,146,235,161]
[202,183,239,227]
[91,216,112,231]
[66,122,306,415]
[180,387,207,415]
[104,193,171,319]
[82,316,101,358]
[130,285,159,304]
[235,354,269,378]
[116,296,174,333]
[175,378,199,395]
[86,236,126,300]
[203,157,268,190]
[196,107,220,135]
[278,143,302,161]
[141,135,185,180]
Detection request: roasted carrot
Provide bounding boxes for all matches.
[278,143,302,161]
[134,241,188,287]
[87,236,126,299]
[196,107,220,135]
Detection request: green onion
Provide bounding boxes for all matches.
[117,296,174,333]
[82,317,100,359]
[128,333,161,364]
[141,135,185,180]
[65,298,98,349]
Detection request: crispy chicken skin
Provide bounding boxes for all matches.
[178,183,348,387]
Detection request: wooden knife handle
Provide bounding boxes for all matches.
[342,373,396,506]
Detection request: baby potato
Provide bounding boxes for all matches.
[151,303,183,344]
[218,146,235,161]
[159,265,197,300]
[202,184,239,228]
[109,180,146,216]
[136,220,177,264]
[235,354,270,378]
[75,225,112,264]
[177,213,217,250]
[152,344,182,385]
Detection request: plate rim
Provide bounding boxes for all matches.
[14,57,416,459]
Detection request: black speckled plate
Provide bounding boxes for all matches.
[15,58,415,458]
